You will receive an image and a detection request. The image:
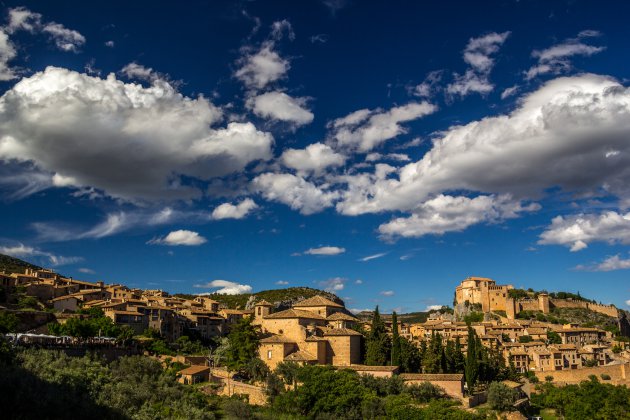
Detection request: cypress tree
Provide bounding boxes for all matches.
[445,339,456,373]
[365,306,391,365]
[418,339,427,373]
[391,311,401,366]
[465,325,479,392]
[454,336,465,373]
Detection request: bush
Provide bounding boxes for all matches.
[404,381,446,402]
[463,312,484,323]
[222,397,254,419]
[600,374,611,380]
[487,381,518,412]
[18,296,39,309]
[0,311,19,333]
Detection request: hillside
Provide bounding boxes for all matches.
[175,286,344,310]
[0,253,41,274]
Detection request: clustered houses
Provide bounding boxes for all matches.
[1,268,251,340]
[406,279,620,375]
[408,317,615,373]
[252,296,362,369]
[4,268,625,378]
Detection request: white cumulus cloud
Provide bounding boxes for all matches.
[318,277,346,292]
[327,102,437,153]
[252,172,339,215]
[379,194,539,239]
[336,74,630,219]
[148,230,207,246]
[539,211,630,251]
[447,31,510,97]
[211,198,258,220]
[575,254,630,272]
[235,42,289,89]
[304,246,346,256]
[0,243,81,266]
[247,91,313,126]
[195,279,252,295]
[281,143,346,175]
[0,67,273,202]
[525,31,605,80]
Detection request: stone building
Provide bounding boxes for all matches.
[455,277,513,312]
[254,295,362,370]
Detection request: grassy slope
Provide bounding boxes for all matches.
[174,286,344,309]
[0,254,41,274]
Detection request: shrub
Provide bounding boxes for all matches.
[601,374,611,380]
[0,311,19,333]
[404,381,446,402]
[222,397,254,419]
[487,381,518,412]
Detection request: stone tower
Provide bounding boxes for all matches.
[538,293,550,314]
[253,299,273,323]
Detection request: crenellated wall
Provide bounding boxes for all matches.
[550,299,619,318]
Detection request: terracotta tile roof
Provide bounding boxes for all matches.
[110,310,144,316]
[557,344,578,350]
[284,350,318,362]
[400,373,464,381]
[178,365,210,375]
[322,327,362,336]
[255,299,273,306]
[260,335,296,344]
[525,328,548,335]
[220,309,248,315]
[264,308,326,320]
[50,295,80,302]
[305,336,327,342]
[326,312,358,321]
[293,295,343,308]
[342,365,399,372]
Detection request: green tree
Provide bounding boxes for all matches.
[465,325,479,392]
[399,337,421,373]
[225,317,260,372]
[487,381,518,411]
[453,337,465,372]
[244,357,270,382]
[365,306,391,366]
[275,361,300,388]
[547,330,562,344]
[423,331,445,373]
[391,311,401,366]
[0,311,19,333]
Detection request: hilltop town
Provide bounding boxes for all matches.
[2,262,630,417]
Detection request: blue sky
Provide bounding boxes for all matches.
[1,0,630,313]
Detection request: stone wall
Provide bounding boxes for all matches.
[214,378,267,405]
[549,299,619,318]
[506,296,619,320]
[533,362,629,385]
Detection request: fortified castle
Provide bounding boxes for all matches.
[455,276,619,319]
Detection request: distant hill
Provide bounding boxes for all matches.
[356,309,452,324]
[175,287,344,310]
[0,253,41,274]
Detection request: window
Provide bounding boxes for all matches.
[267,350,272,360]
